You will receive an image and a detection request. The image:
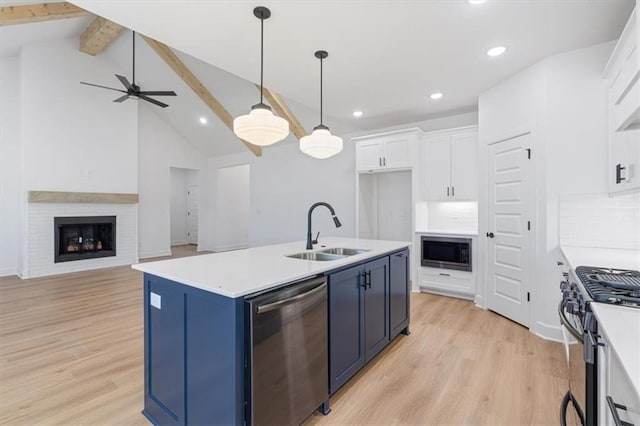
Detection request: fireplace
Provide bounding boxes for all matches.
[54,216,116,263]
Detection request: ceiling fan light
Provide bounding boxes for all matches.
[233,105,289,146]
[300,127,343,159]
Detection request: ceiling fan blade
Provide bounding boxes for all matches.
[80,82,127,93]
[115,74,133,90]
[113,95,130,103]
[139,95,169,108]
[139,91,177,96]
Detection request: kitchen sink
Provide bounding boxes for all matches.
[286,252,346,261]
[319,248,370,256]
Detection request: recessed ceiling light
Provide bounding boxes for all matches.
[353,110,364,117]
[468,0,487,4]
[487,46,506,57]
[199,117,208,124]
[430,92,443,100]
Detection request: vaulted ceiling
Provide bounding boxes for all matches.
[1,0,635,157]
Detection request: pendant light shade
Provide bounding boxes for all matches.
[233,6,289,147]
[300,50,343,159]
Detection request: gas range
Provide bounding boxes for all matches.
[575,266,640,308]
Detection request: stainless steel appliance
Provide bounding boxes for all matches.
[420,236,472,272]
[246,276,330,425]
[558,266,640,426]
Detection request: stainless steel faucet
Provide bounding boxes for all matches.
[306,202,342,250]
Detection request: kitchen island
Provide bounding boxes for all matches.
[132,237,411,426]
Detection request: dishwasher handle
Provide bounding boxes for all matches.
[257,282,327,314]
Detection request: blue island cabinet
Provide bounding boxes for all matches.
[142,274,245,426]
[328,249,409,394]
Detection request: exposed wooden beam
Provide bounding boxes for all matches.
[140,34,262,157]
[258,85,308,140]
[0,2,88,26]
[79,16,124,56]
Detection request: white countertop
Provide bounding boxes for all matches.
[416,230,478,237]
[590,303,640,399]
[560,245,640,271]
[132,237,411,298]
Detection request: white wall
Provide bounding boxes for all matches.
[0,56,21,276]
[20,38,138,193]
[138,104,204,258]
[478,41,616,340]
[215,164,250,251]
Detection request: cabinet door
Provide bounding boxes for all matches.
[356,140,383,172]
[363,257,390,362]
[145,277,185,425]
[450,132,478,200]
[389,250,410,339]
[425,136,451,200]
[328,264,365,394]
[609,128,640,193]
[383,136,411,169]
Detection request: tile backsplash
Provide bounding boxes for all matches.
[415,201,478,233]
[559,193,640,250]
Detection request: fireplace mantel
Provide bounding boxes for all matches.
[28,191,139,204]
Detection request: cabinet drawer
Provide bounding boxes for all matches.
[612,70,640,131]
[606,348,640,426]
[418,269,474,295]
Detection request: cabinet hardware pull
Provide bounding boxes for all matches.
[447,187,450,197]
[486,232,495,238]
[439,273,450,276]
[394,253,406,258]
[383,157,386,166]
[606,396,633,426]
[557,261,564,266]
[379,157,382,167]
[451,186,455,197]
[616,164,626,184]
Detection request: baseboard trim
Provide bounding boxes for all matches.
[170,241,188,247]
[0,267,18,277]
[138,250,172,259]
[532,320,563,343]
[212,244,249,253]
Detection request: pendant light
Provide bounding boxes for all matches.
[233,6,289,146]
[300,50,343,159]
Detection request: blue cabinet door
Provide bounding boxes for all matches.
[328,264,365,394]
[389,249,410,339]
[145,276,185,426]
[363,257,390,362]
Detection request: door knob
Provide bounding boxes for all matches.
[486,232,495,238]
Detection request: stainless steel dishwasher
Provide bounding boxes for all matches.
[246,275,330,425]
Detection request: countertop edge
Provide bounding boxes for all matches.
[132,240,411,298]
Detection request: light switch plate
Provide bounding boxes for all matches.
[150,292,161,309]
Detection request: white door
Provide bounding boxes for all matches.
[187,185,198,245]
[383,136,411,169]
[356,140,383,171]
[450,132,478,200]
[486,133,532,327]
[425,135,451,200]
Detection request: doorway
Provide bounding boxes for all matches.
[215,164,250,251]
[169,167,199,248]
[486,132,533,328]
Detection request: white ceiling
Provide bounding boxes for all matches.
[69,0,635,130]
[1,0,635,156]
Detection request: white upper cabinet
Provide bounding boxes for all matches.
[604,8,639,133]
[355,129,421,172]
[604,8,640,194]
[424,128,478,201]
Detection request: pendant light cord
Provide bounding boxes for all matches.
[260,15,264,105]
[320,55,323,126]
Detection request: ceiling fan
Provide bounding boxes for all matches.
[80,31,176,108]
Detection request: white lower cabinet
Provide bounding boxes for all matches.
[418,267,475,299]
[599,332,640,426]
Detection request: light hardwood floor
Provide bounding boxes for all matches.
[1,246,567,425]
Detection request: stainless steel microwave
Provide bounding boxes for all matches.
[421,236,472,272]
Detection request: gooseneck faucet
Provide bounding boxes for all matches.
[306,202,342,250]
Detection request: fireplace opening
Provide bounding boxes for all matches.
[54,216,116,263]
